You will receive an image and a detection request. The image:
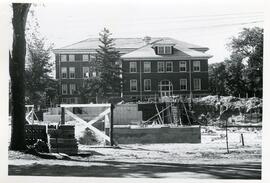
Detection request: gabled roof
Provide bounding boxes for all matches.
[121,45,212,60]
[121,38,212,60]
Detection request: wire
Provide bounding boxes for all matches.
[116,20,263,35]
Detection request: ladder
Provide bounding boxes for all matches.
[171,105,180,125]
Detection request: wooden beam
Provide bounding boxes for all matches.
[110,104,114,146]
[61,104,111,108]
[25,110,32,124]
[155,104,164,124]
[25,105,34,108]
[61,107,65,125]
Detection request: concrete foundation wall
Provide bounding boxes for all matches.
[44,104,142,125]
[114,104,142,125]
[113,126,201,144]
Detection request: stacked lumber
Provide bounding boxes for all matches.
[47,125,78,155]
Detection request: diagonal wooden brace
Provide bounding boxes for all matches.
[65,109,111,142]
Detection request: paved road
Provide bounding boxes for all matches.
[9,161,261,179]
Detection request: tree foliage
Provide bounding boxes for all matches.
[25,12,57,108]
[209,27,263,98]
[80,28,121,103]
[228,27,263,97]
[208,62,227,96]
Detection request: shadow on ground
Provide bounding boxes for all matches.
[9,161,261,179]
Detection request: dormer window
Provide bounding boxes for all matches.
[165,46,172,54]
[157,46,172,55]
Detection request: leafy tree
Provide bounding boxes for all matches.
[228,27,263,97]
[24,12,57,108]
[9,3,31,151]
[25,32,56,108]
[208,62,227,96]
[224,54,246,96]
[81,28,121,103]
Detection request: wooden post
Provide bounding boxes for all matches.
[61,107,65,125]
[110,104,114,146]
[31,108,34,124]
[225,119,229,153]
[241,133,245,146]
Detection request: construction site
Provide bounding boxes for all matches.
[8,95,262,178]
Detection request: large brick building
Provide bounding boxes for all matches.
[53,37,212,103]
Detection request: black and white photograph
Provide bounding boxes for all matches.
[0,0,268,181]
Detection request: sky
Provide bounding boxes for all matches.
[21,0,265,64]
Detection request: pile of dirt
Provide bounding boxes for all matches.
[193,96,262,125]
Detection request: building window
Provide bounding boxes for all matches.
[144,62,151,73]
[61,67,67,78]
[130,79,137,91]
[194,78,201,90]
[83,54,89,61]
[69,67,75,79]
[193,61,200,72]
[157,46,165,54]
[83,67,90,78]
[62,84,67,95]
[70,84,76,95]
[165,46,172,54]
[157,46,172,54]
[180,79,187,91]
[166,62,173,72]
[129,62,137,73]
[69,54,75,61]
[61,55,67,62]
[144,79,151,91]
[158,62,165,72]
[179,61,187,72]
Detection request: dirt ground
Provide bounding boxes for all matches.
[8,126,261,179]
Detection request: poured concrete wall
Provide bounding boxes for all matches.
[113,126,201,144]
[113,104,142,125]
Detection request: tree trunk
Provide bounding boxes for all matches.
[9,3,31,151]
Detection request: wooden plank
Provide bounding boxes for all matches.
[65,109,111,142]
[61,104,111,108]
[25,110,32,124]
[155,104,164,124]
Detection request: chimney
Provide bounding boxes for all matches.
[143,36,151,45]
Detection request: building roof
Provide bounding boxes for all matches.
[53,37,212,59]
[121,45,212,60]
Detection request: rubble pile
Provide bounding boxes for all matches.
[193,96,262,125]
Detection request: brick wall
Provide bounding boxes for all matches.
[122,59,209,98]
